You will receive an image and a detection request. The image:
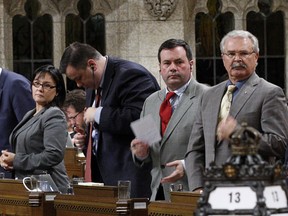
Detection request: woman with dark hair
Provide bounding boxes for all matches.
[0,65,70,193]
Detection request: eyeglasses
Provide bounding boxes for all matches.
[222,51,255,59]
[32,81,56,90]
[68,111,82,120]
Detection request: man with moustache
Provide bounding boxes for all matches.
[185,30,288,192]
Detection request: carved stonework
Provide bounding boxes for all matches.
[144,0,178,21]
[3,0,26,17]
[221,0,259,18]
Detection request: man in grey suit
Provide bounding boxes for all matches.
[185,30,288,192]
[130,39,208,201]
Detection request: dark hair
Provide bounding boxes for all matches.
[32,64,66,107]
[62,89,86,112]
[59,42,101,74]
[157,39,193,62]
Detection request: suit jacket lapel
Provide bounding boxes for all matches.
[162,79,196,144]
[210,83,226,134]
[85,57,115,107]
[230,73,258,118]
[10,109,38,148]
[101,57,115,103]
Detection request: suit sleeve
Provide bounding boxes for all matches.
[13,108,67,171]
[257,86,288,162]
[11,78,35,121]
[100,69,159,135]
[185,104,206,191]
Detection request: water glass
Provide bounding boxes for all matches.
[118,180,131,200]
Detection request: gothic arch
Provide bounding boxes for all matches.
[39,0,77,18]
[221,0,259,29]
[4,0,25,18]
[193,0,209,15]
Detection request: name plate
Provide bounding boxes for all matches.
[208,186,257,210]
[263,185,287,209]
[133,202,147,209]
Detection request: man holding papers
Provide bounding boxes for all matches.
[130,39,208,201]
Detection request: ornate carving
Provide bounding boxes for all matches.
[40,0,77,16]
[3,0,26,17]
[194,123,288,215]
[95,0,113,11]
[54,203,116,213]
[144,0,178,21]
[0,198,29,206]
[221,0,259,18]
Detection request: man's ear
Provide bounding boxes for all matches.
[87,59,96,70]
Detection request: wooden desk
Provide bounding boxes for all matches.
[55,195,116,216]
[148,191,200,216]
[55,188,199,216]
[54,185,149,216]
[54,185,118,215]
[0,179,199,216]
[64,147,85,178]
[0,179,57,216]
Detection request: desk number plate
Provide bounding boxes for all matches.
[264,185,287,209]
[208,186,257,210]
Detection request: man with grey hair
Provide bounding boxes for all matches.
[185,30,288,192]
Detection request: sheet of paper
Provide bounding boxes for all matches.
[130,114,162,145]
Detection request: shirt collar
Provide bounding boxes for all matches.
[165,79,191,96]
[226,79,246,90]
[99,55,108,89]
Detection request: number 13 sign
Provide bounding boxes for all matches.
[208,187,257,210]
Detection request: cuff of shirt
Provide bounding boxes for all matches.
[181,159,186,171]
[135,154,149,161]
[94,106,103,124]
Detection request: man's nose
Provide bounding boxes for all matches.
[233,53,243,61]
[169,62,177,71]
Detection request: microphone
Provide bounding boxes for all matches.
[90,65,94,74]
[90,65,96,89]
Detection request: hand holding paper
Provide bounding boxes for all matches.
[130,114,162,145]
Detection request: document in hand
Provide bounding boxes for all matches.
[130,114,162,145]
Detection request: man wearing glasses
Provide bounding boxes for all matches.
[185,30,288,193]
[62,89,86,147]
[59,42,160,198]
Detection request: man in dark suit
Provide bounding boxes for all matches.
[0,68,35,178]
[130,39,208,201]
[185,30,288,192]
[59,42,160,198]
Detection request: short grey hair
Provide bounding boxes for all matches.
[220,30,260,54]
